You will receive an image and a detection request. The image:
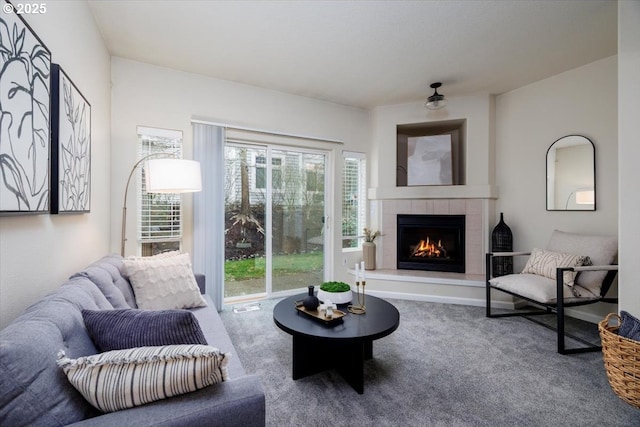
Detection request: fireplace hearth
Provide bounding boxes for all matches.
[397,214,465,273]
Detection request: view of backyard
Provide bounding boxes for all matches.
[224,251,323,298]
[224,144,326,299]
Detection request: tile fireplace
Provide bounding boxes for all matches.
[373,198,486,276]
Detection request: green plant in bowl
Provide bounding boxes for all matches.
[318,281,352,305]
[320,281,351,292]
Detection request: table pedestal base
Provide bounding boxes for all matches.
[292,335,373,394]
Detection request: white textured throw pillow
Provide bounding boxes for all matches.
[521,248,588,287]
[57,345,229,413]
[124,253,207,310]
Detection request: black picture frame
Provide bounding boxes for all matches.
[50,64,91,213]
[0,1,52,215]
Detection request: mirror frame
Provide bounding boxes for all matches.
[546,135,596,211]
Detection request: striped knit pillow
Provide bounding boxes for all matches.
[57,345,229,413]
[521,248,589,288]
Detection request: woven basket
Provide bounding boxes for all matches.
[598,313,640,408]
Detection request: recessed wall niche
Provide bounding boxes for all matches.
[396,119,466,187]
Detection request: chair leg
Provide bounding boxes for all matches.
[557,296,566,354]
[486,253,492,318]
[557,269,566,354]
[555,268,602,355]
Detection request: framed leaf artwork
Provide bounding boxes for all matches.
[0,2,52,214]
[50,64,91,213]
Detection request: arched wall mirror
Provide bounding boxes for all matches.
[546,135,595,211]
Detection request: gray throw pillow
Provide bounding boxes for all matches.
[82,309,208,352]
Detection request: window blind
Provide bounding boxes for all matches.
[137,127,183,243]
[342,151,366,249]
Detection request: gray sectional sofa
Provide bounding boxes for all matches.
[0,254,265,427]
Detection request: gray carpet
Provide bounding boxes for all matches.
[220,297,639,426]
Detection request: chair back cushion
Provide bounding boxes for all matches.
[546,230,617,296]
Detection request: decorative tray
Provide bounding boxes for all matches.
[294,301,346,325]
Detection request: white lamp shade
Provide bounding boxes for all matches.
[145,159,202,193]
[575,190,595,205]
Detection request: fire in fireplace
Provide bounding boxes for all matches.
[411,236,450,259]
[397,214,465,273]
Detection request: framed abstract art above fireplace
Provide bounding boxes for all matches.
[50,64,91,213]
[406,135,453,186]
[0,6,51,215]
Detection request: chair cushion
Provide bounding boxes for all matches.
[490,273,598,304]
[57,345,229,413]
[82,309,208,352]
[521,248,589,287]
[546,230,617,296]
[123,253,207,310]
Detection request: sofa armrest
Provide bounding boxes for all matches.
[194,273,206,294]
[67,375,265,427]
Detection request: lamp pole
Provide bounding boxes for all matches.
[121,153,171,256]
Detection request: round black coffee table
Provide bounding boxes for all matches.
[273,292,400,394]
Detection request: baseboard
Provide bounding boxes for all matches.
[366,289,517,310]
[225,288,607,322]
[564,308,611,325]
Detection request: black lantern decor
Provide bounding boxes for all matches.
[491,212,513,277]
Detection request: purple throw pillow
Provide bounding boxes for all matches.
[619,311,640,342]
[82,309,208,352]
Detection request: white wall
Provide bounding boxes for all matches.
[618,0,640,315]
[110,58,371,284]
[0,1,111,328]
[495,56,618,321]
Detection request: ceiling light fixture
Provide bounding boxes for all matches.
[425,82,447,110]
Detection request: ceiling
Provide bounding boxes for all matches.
[87,0,617,110]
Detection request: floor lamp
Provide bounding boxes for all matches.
[121,155,202,256]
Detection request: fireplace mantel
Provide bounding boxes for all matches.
[368,185,498,200]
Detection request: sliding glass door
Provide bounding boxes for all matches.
[224,144,327,300]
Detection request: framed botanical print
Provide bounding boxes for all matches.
[0,2,51,214]
[50,64,91,213]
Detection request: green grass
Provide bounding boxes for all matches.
[225,251,323,281]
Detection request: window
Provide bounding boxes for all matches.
[254,154,284,190]
[342,151,366,249]
[137,127,183,256]
[255,155,266,189]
